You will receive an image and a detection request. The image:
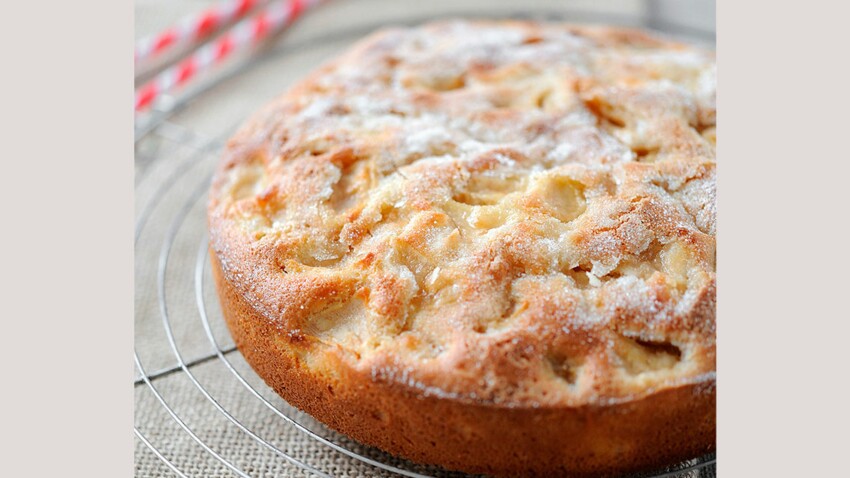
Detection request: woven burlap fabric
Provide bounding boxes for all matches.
[134,1,715,476]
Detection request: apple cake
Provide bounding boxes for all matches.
[208,20,716,477]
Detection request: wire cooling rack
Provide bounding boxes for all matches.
[134,3,716,477]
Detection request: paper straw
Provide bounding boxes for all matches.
[135,0,318,111]
[135,0,265,65]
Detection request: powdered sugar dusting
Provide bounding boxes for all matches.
[213,20,716,406]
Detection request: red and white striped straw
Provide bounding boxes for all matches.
[135,0,318,111]
[135,0,265,66]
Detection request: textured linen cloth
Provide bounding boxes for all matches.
[134,1,716,476]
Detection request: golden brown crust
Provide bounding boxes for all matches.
[213,251,715,477]
[208,20,716,476]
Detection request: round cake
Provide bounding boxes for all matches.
[208,20,716,477]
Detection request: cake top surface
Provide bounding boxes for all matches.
[209,20,716,407]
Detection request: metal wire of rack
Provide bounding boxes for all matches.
[134,3,716,477]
